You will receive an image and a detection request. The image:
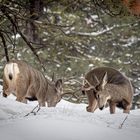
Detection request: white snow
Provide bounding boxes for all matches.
[0,85,140,140]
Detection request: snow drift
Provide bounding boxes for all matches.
[0,85,140,140]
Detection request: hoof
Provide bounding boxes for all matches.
[3,93,7,97]
[86,106,94,113]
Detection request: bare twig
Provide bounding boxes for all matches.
[118,115,128,129]
[24,104,40,117]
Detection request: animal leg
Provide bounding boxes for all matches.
[109,102,116,114]
[3,91,8,97]
[16,90,27,103]
[22,98,27,103]
[38,100,46,107]
[86,98,97,112]
[123,104,131,113]
[3,78,9,97]
[16,96,24,102]
[15,76,28,103]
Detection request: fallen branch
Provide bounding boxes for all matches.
[118,115,128,129]
[24,104,40,117]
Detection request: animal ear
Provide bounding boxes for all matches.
[55,79,63,91]
[100,72,108,90]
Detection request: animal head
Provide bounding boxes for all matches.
[82,72,111,110]
[47,79,63,107]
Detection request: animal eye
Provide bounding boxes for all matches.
[95,85,100,91]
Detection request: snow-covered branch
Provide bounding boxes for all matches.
[65,24,130,37]
[66,26,114,36]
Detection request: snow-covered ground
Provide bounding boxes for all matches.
[0,85,140,140]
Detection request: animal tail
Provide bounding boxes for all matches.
[4,62,20,93]
[9,73,13,80]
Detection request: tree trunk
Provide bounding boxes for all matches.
[26,0,44,43]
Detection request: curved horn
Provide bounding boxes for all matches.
[82,78,96,91]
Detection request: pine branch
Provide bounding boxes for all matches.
[1,5,46,71]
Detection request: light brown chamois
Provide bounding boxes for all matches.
[3,60,63,107]
[82,67,133,114]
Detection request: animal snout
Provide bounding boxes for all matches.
[99,105,104,110]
